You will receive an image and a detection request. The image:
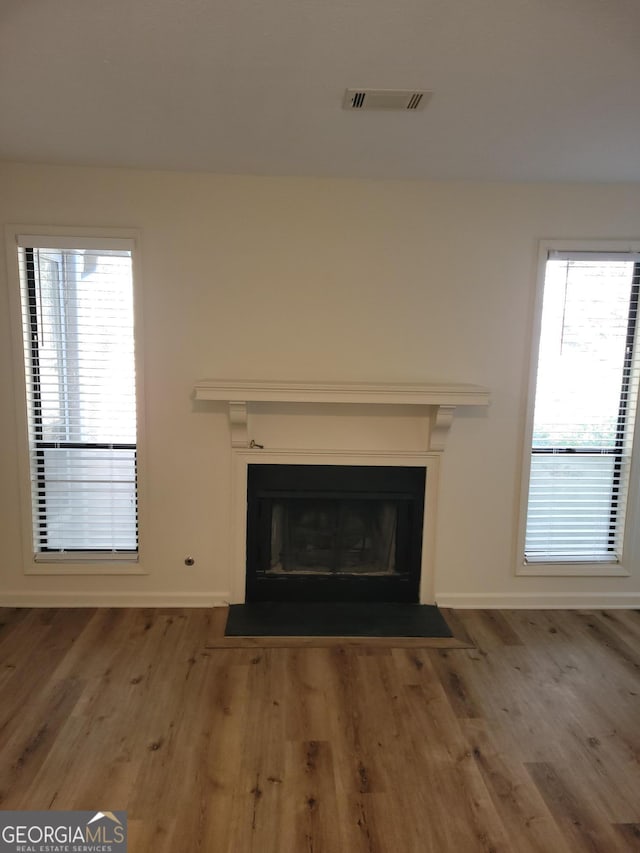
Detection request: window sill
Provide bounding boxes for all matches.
[25,557,147,576]
[516,561,630,577]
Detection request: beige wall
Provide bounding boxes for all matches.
[1,161,640,606]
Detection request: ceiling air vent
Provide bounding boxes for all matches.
[343,89,431,111]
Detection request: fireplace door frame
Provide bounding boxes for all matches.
[246,464,426,602]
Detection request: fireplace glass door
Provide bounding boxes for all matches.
[246,465,425,602]
[270,499,398,575]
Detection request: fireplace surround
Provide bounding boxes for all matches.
[193,379,490,603]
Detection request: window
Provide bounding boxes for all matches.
[15,235,139,561]
[521,245,640,571]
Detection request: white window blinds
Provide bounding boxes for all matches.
[525,252,640,563]
[17,238,138,556]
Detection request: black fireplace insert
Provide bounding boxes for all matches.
[245,464,426,602]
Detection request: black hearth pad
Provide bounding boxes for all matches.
[224,602,452,638]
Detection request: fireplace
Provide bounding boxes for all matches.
[193,377,490,604]
[246,464,426,602]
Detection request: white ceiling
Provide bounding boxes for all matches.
[2,0,640,182]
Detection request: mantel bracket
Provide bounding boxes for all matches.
[228,402,249,447]
[429,405,457,452]
[194,380,490,451]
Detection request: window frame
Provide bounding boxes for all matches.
[6,225,147,575]
[516,239,640,577]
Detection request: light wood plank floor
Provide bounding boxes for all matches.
[0,607,639,851]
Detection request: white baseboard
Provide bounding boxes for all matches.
[2,590,638,610]
[0,592,231,608]
[436,592,640,609]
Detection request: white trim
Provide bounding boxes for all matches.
[515,239,640,578]
[517,561,630,577]
[2,592,638,610]
[6,228,39,574]
[0,592,231,608]
[230,448,440,605]
[33,551,139,563]
[436,592,640,609]
[228,401,249,447]
[11,225,141,244]
[4,224,147,576]
[549,249,640,262]
[24,563,148,576]
[194,378,490,407]
[15,235,135,251]
[430,405,456,452]
[195,379,489,452]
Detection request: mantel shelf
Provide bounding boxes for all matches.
[194,379,490,407]
[194,379,490,452]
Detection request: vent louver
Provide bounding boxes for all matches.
[343,89,431,111]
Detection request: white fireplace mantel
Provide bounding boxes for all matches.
[194,379,490,451]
